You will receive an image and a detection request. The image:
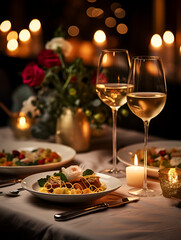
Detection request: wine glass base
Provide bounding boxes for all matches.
[128,187,161,197]
[99,168,125,178]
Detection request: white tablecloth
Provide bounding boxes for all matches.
[0,126,181,240]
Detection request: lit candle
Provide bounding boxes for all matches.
[126,154,144,188]
[17,114,30,130]
[168,168,178,184]
[149,33,163,57]
[159,168,181,199]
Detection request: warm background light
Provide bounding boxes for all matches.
[7,39,18,51]
[29,19,41,32]
[150,34,162,48]
[163,30,174,44]
[114,8,126,18]
[7,31,18,41]
[116,23,128,34]
[105,17,117,28]
[68,25,79,37]
[19,29,31,42]
[0,20,11,32]
[94,30,106,44]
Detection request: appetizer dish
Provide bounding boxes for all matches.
[38,165,106,195]
[132,146,181,168]
[0,148,61,166]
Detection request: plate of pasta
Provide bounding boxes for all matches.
[21,165,121,203]
[0,140,76,175]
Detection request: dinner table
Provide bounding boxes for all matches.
[0,125,181,240]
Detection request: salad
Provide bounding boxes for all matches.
[0,148,61,166]
[132,147,181,168]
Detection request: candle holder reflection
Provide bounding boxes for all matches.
[159,168,181,199]
[11,112,32,139]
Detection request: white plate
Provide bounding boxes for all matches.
[0,140,76,175]
[21,171,121,203]
[117,140,181,178]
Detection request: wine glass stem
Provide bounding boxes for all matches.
[112,108,118,171]
[143,120,150,191]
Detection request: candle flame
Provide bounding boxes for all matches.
[17,114,30,129]
[19,116,26,126]
[168,168,178,183]
[134,154,138,166]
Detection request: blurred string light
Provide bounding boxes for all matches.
[105,17,117,28]
[163,31,174,44]
[111,2,121,11]
[150,34,162,48]
[87,0,96,2]
[19,29,31,42]
[116,23,128,34]
[29,19,41,32]
[68,25,79,37]
[7,39,18,51]
[94,30,106,44]
[114,8,126,18]
[0,20,11,32]
[86,7,104,18]
[7,31,18,41]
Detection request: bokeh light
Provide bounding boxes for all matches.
[116,23,128,34]
[29,19,41,32]
[86,7,104,18]
[111,2,121,12]
[0,20,11,32]
[68,25,80,37]
[7,31,18,41]
[163,31,174,44]
[150,34,162,48]
[19,29,31,42]
[94,30,106,44]
[7,39,18,51]
[114,8,126,18]
[105,17,117,28]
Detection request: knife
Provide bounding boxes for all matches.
[0,179,22,188]
[54,196,139,221]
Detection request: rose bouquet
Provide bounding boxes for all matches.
[21,32,112,139]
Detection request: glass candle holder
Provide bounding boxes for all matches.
[10,113,32,139]
[159,168,181,199]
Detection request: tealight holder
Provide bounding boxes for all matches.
[159,168,181,199]
[10,112,32,139]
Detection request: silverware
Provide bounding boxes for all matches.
[0,187,24,197]
[0,179,22,188]
[54,196,139,221]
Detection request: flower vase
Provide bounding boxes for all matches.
[56,108,91,152]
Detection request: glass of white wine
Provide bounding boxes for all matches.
[96,49,131,177]
[127,56,167,196]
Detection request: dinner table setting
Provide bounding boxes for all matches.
[0,123,181,240]
[0,32,181,240]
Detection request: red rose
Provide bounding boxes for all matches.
[22,62,45,87]
[38,49,61,68]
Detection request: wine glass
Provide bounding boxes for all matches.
[127,56,167,196]
[96,49,131,177]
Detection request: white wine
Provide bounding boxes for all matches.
[127,92,166,121]
[96,83,133,110]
